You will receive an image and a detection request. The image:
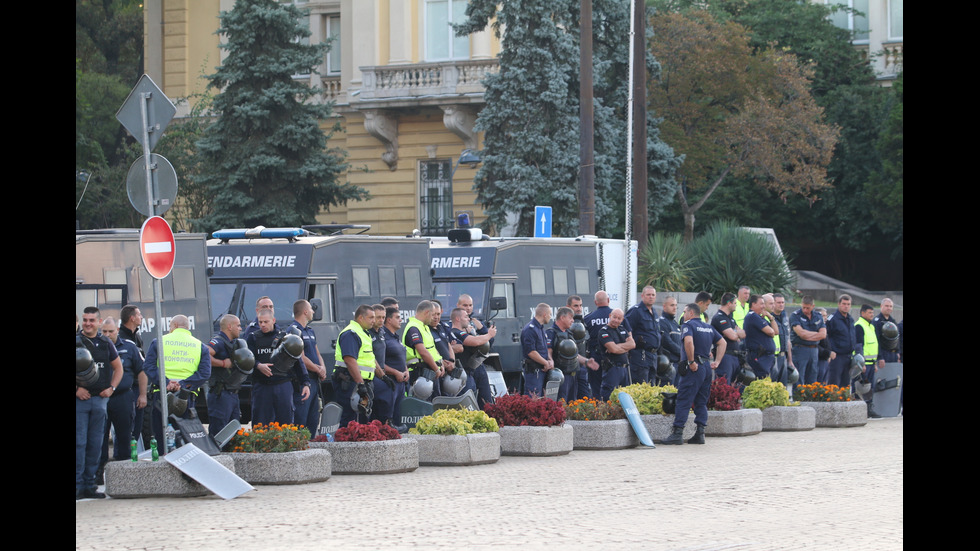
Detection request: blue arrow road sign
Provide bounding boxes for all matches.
[534,206,552,238]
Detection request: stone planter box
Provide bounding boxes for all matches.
[405,432,501,466]
[105,455,236,498]
[762,405,816,431]
[705,408,763,437]
[498,424,574,456]
[640,414,695,443]
[309,438,419,474]
[800,401,868,427]
[566,419,638,450]
[226,449,331,485]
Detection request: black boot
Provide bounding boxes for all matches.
[687,424,705,444]
[662,425,684,445]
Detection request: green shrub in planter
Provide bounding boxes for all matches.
[410,408,500,435]
[608,382,678,415]
[742,377,792,410]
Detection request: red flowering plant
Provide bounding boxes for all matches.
[563,398,625,421]
[708,377,742,411]
[332,420,401,442]
[228,423,311,453]
[484,393,566,427]
[794,382,851,402]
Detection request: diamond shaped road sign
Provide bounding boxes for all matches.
[116,74,176,152]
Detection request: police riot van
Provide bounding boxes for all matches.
[206,226,433,402]
[429,228,637,393]
[75,229,213,347]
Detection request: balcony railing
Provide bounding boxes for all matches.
[358,59,500,101]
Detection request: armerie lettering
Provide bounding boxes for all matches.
[208,255,297,269]
[431,256,481,269]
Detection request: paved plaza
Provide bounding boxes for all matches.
[76,416,902,550]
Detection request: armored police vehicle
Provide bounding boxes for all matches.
[429,230,637,392]
[206,226,433,402]
[75,229,213,346]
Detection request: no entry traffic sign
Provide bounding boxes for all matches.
[140,216,176,280]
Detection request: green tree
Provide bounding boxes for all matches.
[195,0,364,231]
[458,0,679,237]
[648,10,839,242]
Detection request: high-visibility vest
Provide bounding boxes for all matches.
[161,328,203,380]
[855,317,878,365]
[733,301,750,329]
[403,317,442,367]
[334,321,377,380]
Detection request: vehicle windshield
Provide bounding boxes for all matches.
[432,280,488,320]
[210,281,302,329]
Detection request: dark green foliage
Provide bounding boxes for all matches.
[638,231,692,292]
[686,220,794,298]
[458,0,679,237]
[195,0,364,232]
[154,94,215,232]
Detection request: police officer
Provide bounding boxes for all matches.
[790,296,826,387]
[732,286,751,329]
[290,300,326,434]
[521,303,554,397]
[248,309,309,426]
[242,296,275,340]
[598,308,635,401]
[98,318,147,477]
[118,304,146,446]
[76,307,123,499]
[663,304,726,445]
[567,295,597,399]
[377,306,410,424]
[657,296,683,386]
[584,291,624,400]
[369,304,395,423]
[334,305,389,427]
[742,295,778,381]
[402,300,444,399]
[429,300,457,383]
[546,307,586,403]
[694,291,713,324]
[449,307,497,408]
[771,293,795,386]
[710,293,744,384]
[143,315,212,456]
[205,314,244,439]
[826,294,857,388]
[873,298,900,363]
[625,286,661,385]
[855,304,884,410]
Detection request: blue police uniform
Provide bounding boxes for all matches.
[825,309,857,388]
[377,326,408,423]
[450,325,495,408]
[790,308,825,386]
[335,326,375,427]
[76,333,118,496]
[545,325,578,403]
[520,317,550,397]
[101,336,143,467]
[873,313,900,363]
[675,319,723,429]
[247,325,306,426]
[583,306,615,400]
[143,331,212,453]
[598,322,631,402]
[289,320,320,433]
[710,310,740,383]
[206,331,241,438]
[772,309,791,384]
[625,302,661,385]
[657,312,683,386]
[119,325,146,445]
[742,311,776,381]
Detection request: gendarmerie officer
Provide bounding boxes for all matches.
[248,309,308,426]
[742,294,778,381]
[567,295,596,399]
[521,303,554,397]
[334,305,389,427]
[710,292,743,384]
[143,315,212,455]
[206,314,244,438]
[546,307,586,403]
[657,296,683,386]
[873,298,900,363]
[598,308,635,402]
[377,306,409,424]
[825,294,857,388]
[854,304,884,408]
[402,301,444,399]
[450,307,497,408]
[625,286,661,385]
[790,296,826,387]
[584,291,629,400]
[663,304,725,445]
[99,318,147,477]
[76,307,123,499]
[290,300,326,434]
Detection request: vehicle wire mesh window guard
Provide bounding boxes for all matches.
[420,159,453,236]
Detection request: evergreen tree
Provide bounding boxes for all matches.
[196,0,364,231]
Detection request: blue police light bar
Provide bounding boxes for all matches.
[212,227,309,242]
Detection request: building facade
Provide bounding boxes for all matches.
[821,0,903,83]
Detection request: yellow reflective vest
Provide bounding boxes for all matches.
[403,317,442,367]
[855,317,878,365]
[161,328,203,380]
[334,321,377,380]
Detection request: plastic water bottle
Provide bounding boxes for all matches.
[165,424,176,453]
[130,439,138,462]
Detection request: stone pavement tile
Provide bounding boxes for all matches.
[77,417,902,550]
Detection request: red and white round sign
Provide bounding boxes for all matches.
[140,216,176,280]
